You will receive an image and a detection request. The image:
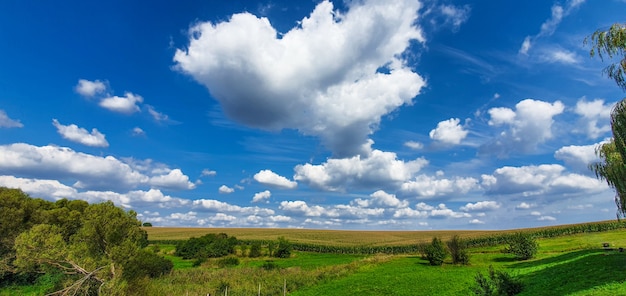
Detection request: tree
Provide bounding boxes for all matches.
[504,232,537,260]
[586,23,626,218]
[585,23,626,91]
[274,237,292,258]
[142,222,153,227]
[425,237,447,266]
[447,235,470,265]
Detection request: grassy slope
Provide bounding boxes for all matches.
[292,229,626,296]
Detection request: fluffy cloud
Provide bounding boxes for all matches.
[174,0,425,157]
[0,143,195,191]
[460,201,500,212]
[252,190,271,203]
[429,118,468,145]
[253,170,297,189]
[574,98,613,139]
[218,185,235,194]
[554,142,602,172]
[149,169,196,190]
[52,119,109,147]
[75,79,106,97]
[279,200,326,217]
[201,169,217,177]
[516,202,536,209]
[430,204,471,219]
[295,149,428,191]
[438,4,471,30]
[352,190,409,208]
[99,92,144,114]
[0,110,23,128]
[404,141,423,150]
[131,127,145,136]
[481,164,606,197]
[193,199,274,216]
[482,99,564,157]
[400,174,478,198]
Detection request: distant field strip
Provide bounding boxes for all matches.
[145,220,625,247]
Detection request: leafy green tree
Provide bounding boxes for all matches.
[425,237,447,266]
[504,232,538,260]
[585,23,626,91]
[472,265,523,296]
[249,241,262,258]
[586,23,626,218]
[447,235,470,265]
[142,222,153,227]
[274,237,292,258]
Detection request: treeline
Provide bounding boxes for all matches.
[0,187,172,295]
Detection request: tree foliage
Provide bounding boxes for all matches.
[472,265,523,296]
[586,23,626,91]
[586,23,626,218]
[447,235,470,265]
[175,233,238,259]
[425,237,448,266]
[504,232,538,261]
[274,237,292,258]
[0,187,171,295]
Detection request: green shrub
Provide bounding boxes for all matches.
[249,241,262,258]
[505,232,538,260]
[447,235,470,265]
[472,266,523,296]
[425,237,447,266]
[122,249,173,280]
[217,256,240,268]
[274,237,292,258]
[261,260,279,270]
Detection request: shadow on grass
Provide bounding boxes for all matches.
[509,249,626,295]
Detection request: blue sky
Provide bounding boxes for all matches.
[1,0,625,230]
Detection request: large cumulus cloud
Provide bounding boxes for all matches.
[174,0,425,157]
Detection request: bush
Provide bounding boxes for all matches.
[472,266,523,296]
[249,241,262,258]
[217,256,240,268]
[425,237,447,266]
[175,233,238,259]
[447,235,470,265]
[261,260,279,270]
[274,237,292,258]
[122,249,173,280]
[505,232,538,260]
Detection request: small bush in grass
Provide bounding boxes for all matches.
[447,235,470,265]
[261,260,279,270]
[274,236,292,258]
[249,241,262,258]
[217,256,240,268]
[425,237,447,266]
[504,232,538,260]
[472,265,523,296]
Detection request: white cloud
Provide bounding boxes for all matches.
[352,190,408,208]
[193,199,274,216]
[518,0,585,55]
[295,149,428,191]
[429,118,468,145]
[574,98,613,139]
[252,190,271,203]
[0,110,23,128]
[0,175,78,199]
[541,48,579,64]
[253,169,297,189]
[149,169,196,190]
[516,202,536,209]
[554,142,602,172]
[481,164,606,197]
[75,79,106,97]
[279,200,326,217]
[52,119,109,147]
[538,215,557,221]
[404,141,424,150]
[430,204,471,219]
[174,0,425,157]
[0,143,148,191]
[460,201,500,212]
[201,169,217,177]
[131,127,145,136]
[469,219,485,224]
[439,4,471,30]
[147,105,176,124]
[99,92,143,114]
[400,174,478,198]
[482,99,564,157]
[219,185,235,194]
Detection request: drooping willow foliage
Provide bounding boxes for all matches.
[586,23,626,218]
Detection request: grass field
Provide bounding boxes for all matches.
[4,222,625,295]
